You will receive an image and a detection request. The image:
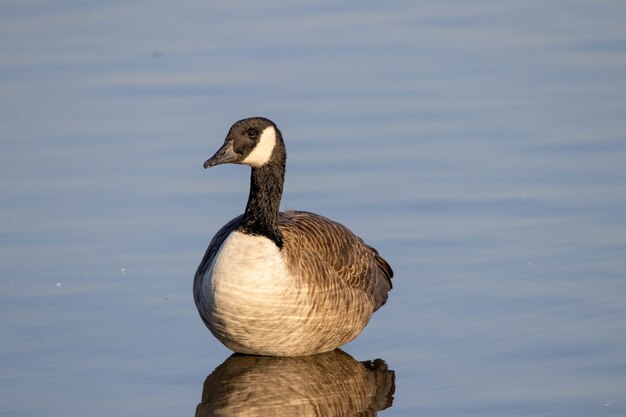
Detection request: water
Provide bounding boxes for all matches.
[1,1,626,416]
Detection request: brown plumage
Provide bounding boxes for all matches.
[279,210,393,311]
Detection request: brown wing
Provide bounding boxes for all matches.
[278,210,393,310]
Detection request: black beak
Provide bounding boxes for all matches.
[204,141,240,168]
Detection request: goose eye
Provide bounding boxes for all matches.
[247,128,258,138]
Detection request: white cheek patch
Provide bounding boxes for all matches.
[242,126,276,167]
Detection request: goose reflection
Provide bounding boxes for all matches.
[195,350,395,417]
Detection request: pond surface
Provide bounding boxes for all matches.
[1,1,626,416]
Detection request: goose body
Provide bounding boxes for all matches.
[194,117,392,356]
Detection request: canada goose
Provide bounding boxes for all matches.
[194,117,393,356]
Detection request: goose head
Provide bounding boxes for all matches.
[204,117,285,169]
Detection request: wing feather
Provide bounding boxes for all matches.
[279,210,393,310]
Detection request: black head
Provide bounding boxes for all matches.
[204,117,285,169]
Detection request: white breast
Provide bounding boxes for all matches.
[199,231,315,355]
[206,230,291,301]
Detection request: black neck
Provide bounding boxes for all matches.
[241,160,285,247]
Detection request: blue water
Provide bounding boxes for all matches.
[2,1,626,416]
